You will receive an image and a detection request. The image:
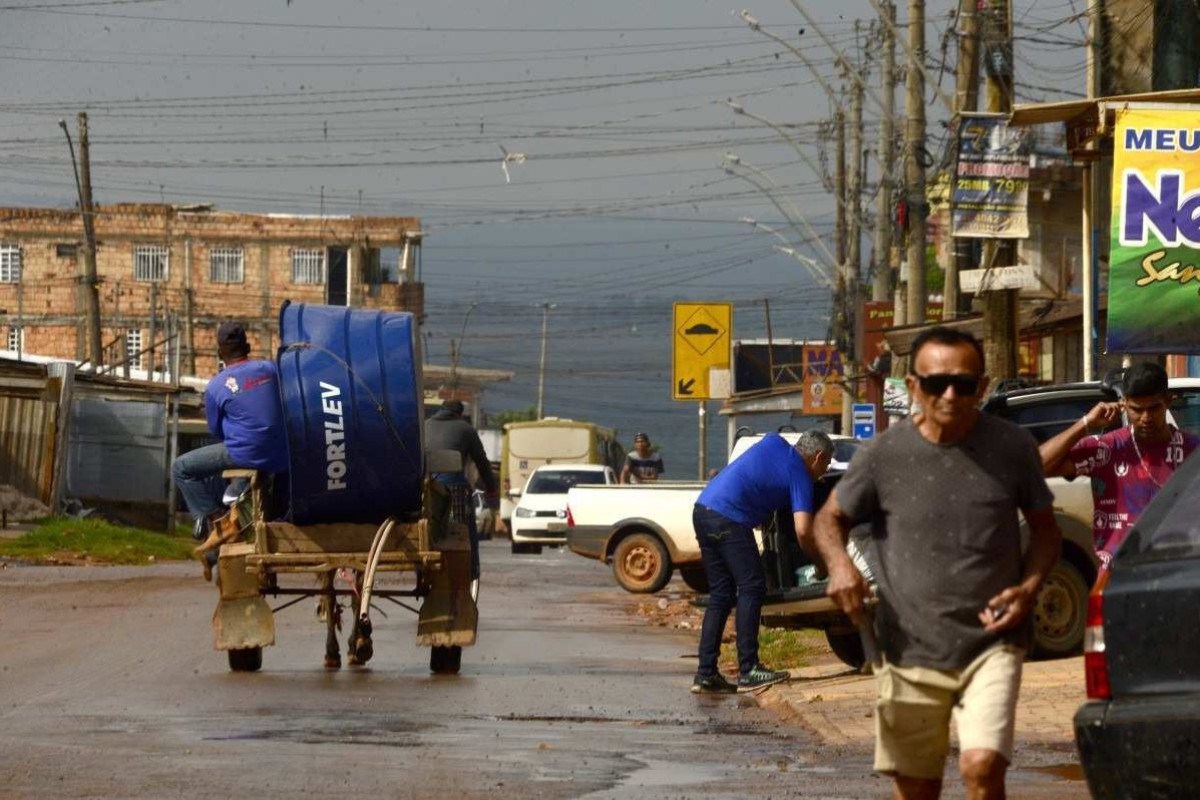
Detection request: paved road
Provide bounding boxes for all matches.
[0,542,1084,798]
[0,542,882,799]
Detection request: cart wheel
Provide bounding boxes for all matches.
[228,647,263,672]
[430,645,462,675]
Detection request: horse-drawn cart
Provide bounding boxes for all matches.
[206,302,478,673]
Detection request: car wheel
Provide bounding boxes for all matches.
[680,566,710,593]
[511,542,542,555]
[1030,559,1088,659]
[824,629,865,670]
[612,532,671,593]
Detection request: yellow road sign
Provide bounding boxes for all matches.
[672,302,732,400]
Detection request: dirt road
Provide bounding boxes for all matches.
[0,543,1080,798]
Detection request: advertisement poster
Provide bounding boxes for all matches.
[952,113,1032,239]
[802,344,844,415]
[1107,108,1200,353]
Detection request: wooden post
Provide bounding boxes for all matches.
[946,0,980,321]
[980,0,1018,380]
[872,1,897,303]
[903,0,927,326]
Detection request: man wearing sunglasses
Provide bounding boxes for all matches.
[1040,362,1198,571]
[807,326,1061,800]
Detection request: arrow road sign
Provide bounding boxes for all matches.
[672,302,732,401]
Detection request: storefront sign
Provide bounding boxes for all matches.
[1107,108,1200,353]
[802,344,844,416]
[952,113,1032,239]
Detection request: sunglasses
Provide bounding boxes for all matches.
[912,372,980,396]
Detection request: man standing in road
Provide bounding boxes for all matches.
[173,322,290,573]
[1040,362,1198,571]
[425,400,503,577]
[809,327,1062,800]
[620,432,664,484]
[691,429,833,694]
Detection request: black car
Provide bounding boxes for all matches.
[1073,446,1200,798]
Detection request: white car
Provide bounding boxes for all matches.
[511,464,617,554]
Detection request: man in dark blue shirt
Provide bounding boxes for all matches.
[691,430,833,694]
[172,322,289,569]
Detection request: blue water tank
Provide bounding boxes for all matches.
[277,302,424,525]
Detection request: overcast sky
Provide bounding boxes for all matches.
[0,0,1088,473]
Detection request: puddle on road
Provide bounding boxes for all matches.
[1027,762,1085,782]
[614,756,724,789]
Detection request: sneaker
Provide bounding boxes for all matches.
[690,672,737,694]
[737,664,790,693]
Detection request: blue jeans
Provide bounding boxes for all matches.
[172,443,238,522]
[694,504,767,676]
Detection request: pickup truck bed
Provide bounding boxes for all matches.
[565,482,708,593]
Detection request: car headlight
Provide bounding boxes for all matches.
[514,507,534,518]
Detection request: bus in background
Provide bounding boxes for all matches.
[500,418,625,528]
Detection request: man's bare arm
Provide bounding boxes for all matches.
[1040,401,1119,478]
[808,492,869,625]
[980,506,1062,634]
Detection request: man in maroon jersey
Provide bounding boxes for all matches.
[1040,362,1199,571]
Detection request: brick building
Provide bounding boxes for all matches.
[0,203,423,378]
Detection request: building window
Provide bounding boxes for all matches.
[126,329,143,369]
[133,244,168,282]
[7,326,22,352]
[55,243,78,258]
[209,246,244,284]
[291,248,325,284]
[0,244,21,284]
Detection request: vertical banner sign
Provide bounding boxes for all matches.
[802,344,844,415]
[952,113,1032,239]
[1107,108,1200,353]
[672,302,732,400]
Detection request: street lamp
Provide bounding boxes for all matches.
[738,215,833,287]
[535,302,556,419]
[721,154,836,285]
[449,300,478,391]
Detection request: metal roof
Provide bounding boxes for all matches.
[1011,88,1200,127]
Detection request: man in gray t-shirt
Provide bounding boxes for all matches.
[807,327,1061,800]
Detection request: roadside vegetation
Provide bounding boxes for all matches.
[721,628,824,672]
[0,518,194,565]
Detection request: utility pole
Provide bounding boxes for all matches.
[904,0,928,327]
[872,1,898,303]
[978,0,1017,380]
[1153,0,1200,90]
[535,302,554,419]
[60,113,103,369]
[844,56,866,437]
[946,0,981,321]
[1081,0,1103,380]
[835,111,847,277]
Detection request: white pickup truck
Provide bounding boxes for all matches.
[564,434,861,594]
[564,481,708,593]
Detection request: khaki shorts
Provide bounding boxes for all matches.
[873,643,1025,781]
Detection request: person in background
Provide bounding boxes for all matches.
[172,322,289,577]
[690,429,833,694]
[621,432,664,484]
[810,326,1061,800]
[1040,361,1198,572]
[425,400,503,577]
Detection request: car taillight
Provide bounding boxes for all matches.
[566,506,575,527]
[1084,571,1111,700]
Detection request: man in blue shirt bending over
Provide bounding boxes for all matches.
[172,322,289,574]
[691,430,834,694]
